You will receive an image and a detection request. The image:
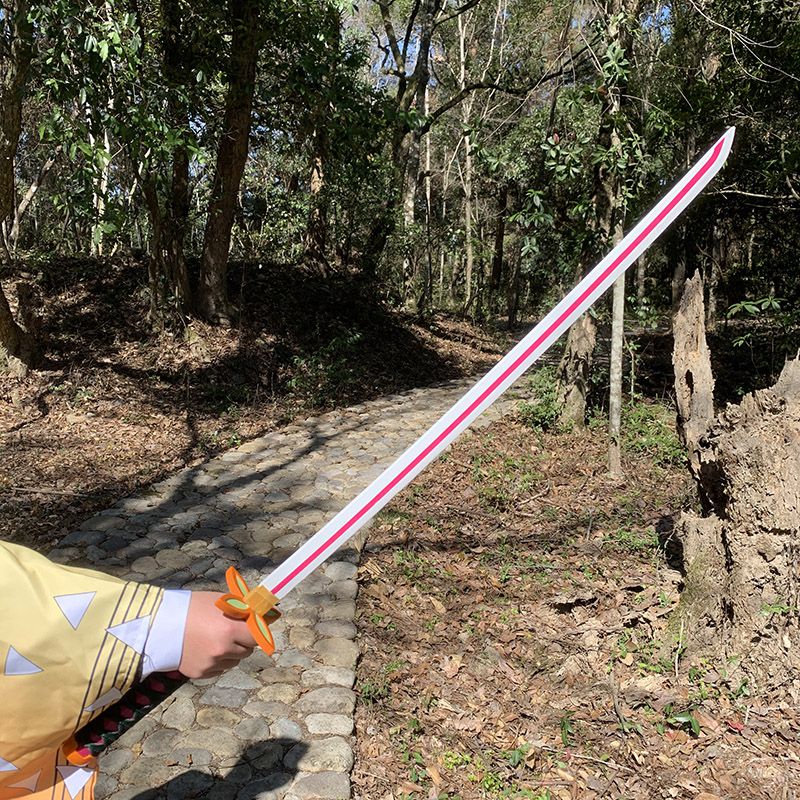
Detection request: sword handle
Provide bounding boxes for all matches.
[64,670,187,765]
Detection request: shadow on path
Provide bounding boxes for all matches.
[103,741,308,800]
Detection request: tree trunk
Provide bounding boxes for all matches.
[556,313,597,428]
[556,0,639,430]
[416,87,434,315]
[670,230,688,312]
[0,0,33,261]
[671,136,696,313]
[672,271,715,493]
[142,177,167,326]
[706,222,725,328]
[462,131,475,313]
[490,184,507,292]
[675,358,800,690]
[161,145,191,313]
[0,281,40,375]
[0,0,39,373]
[304,143,330,274]
[198,0,260,322]
[506,231,521,328]
[8,152,57,253]
[635,253,646,303]
[608,272,625,475]
[135,0,193,320]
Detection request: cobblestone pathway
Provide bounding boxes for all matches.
[51,377,524,800]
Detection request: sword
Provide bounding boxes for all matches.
[66,127,734,763]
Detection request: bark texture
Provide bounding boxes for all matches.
[672,272,715,486]
[0,0,32,235]
[198,0,260,321]
[676,358,800,689]
[0,280,40,375]
[0,0,39,373]
[556,313,596,428]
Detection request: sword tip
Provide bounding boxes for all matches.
[721,126,736,150]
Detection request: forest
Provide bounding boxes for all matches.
[1,0,797,343]
[1,0,800,798]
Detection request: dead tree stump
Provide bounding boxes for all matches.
[673,272,715,491]
[676,358,800,689]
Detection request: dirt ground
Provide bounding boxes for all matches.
[0,258,507,549]
[352,415,800,800]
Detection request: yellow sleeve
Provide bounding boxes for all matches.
[0,541,164,796]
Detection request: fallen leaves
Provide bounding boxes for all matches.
[352,417,800,799]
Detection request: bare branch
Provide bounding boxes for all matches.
[433,0,483,31]
[686,0,799,83]
[420,45,592,134]
[401,0,422,64]
[709,187,799,203]
[377,0,405,72]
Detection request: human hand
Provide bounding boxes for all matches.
[178,591,257,679]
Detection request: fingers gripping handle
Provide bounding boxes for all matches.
[66,568,280,766]
[215,566,281,654]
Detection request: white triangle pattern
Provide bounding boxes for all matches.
[4,646,43,676]
[106,615,150,655]
[54,592,96,630]
[56,766,95,799]
[0,755,17,772]
[8,770,41,792]
[85,687,122,712]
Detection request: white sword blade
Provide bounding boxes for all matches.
[263,127,735,599]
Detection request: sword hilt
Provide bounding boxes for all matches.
[64,670,187,765]
[215,566,281,655]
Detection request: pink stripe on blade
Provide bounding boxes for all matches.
[272,133,728,594]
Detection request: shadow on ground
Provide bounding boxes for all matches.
[99,741,309,800]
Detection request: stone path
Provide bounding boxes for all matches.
[51,376,525,800]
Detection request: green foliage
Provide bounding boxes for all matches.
[517,367,561,432]
[604,526,659,553]
[288,329,363,407]
[727,295,784,319]
[559,712,576,747]
[470,451,542,511]
[622,400,684,467]
[664,706,701,737]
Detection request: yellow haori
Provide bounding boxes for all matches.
[0,542,163,799]
[215,567,280,654]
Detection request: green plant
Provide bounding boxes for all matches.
[604,526,659,553]
[559,712,576,747]
[622,399,684,467]
[288,329,363,407]
[358,678,389,704]
[501,742,529,767]
[518,366,561,431]
[760,601,793,616]
[368,612,397,631]
[664,706,701,737]
[442,750,473,770]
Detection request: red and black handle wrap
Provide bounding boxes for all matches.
[64,671,187,765]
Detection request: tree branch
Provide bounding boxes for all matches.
[419,45,592,134]
[709,187,799,203]
[377,0,405,73]
[433,0,484,31]
[401,0,422,64]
